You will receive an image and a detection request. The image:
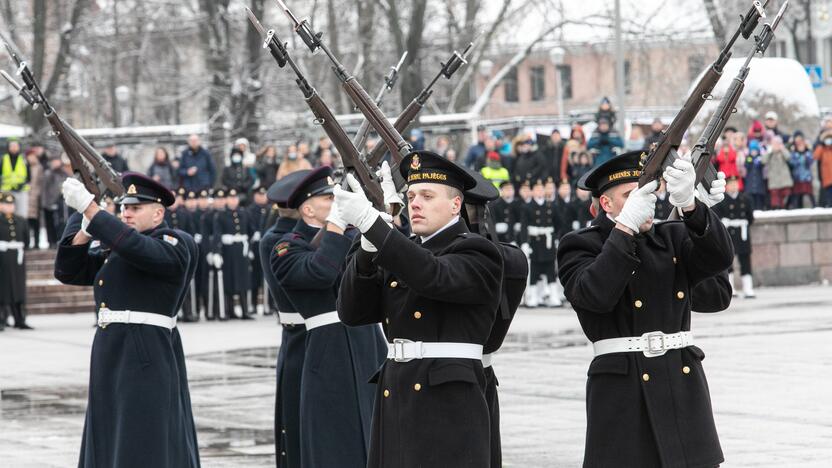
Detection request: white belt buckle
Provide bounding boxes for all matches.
[392,338,416,362]
[643,331,667,357]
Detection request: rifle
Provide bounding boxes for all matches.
[353,51,408,152]
[366,41,475,168]
[690,1,789,190]
[275,0,413,170]
[638,0,770,188]
[0,36,124,202]
[246,7,385,211]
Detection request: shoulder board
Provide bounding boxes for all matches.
[163,234,179,246]
[573,225,602,235]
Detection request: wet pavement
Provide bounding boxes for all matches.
[2,284,831,467]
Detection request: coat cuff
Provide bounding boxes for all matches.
[681,199,709,237]
[87,211,131,249]
[362,216,394,249]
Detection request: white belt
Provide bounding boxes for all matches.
[0,240,25,264]
[593,331,694,358]
[221,233,250,256]
[721,218,749,241]
[528,226,555,249]
[495,222,509,234]
[304,311,340,330]
[482,352,495,368]
[98,308,177,330]
[387,339,483,362]
[278,312,305,326]
[194,233,203,243]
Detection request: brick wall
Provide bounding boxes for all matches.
[750,209,832,286]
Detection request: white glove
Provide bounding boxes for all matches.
[615,180,658,232]
[695,172,726,208]
[80,215,92,237]
[335,173,381,233]
[377,161,404,211]
[495,222,509,234]
[214,253,223,269]
[521,243,532,256]
[248,250,255,260]
[663,156,696,209]
[206,254,214,267]
[62,178,95,213]
[325,192,348,230]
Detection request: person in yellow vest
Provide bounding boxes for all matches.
[480,150,510,189]
[1,140,30,219]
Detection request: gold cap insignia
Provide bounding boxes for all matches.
[327,176,334,186]
[127,184,137,195]
[639,152,648,168]
[410,155,421,171]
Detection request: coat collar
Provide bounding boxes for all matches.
[293,219,320,241]
[276,217,298,234]
[419,217,469,253]
[592,211,666,249]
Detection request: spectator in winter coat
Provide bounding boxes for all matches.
[790,131,816,208]
[560,126,586,183]
[25,149,42,248]
[101,143,130,173]
[715,135,744,191]
[570,151,593,189]
[464,127,488,170]
[744,139,767,210]
[510,135,546,190]
[813,129,832,207]
[178,134,216,192]
[643,118,665,150]
[275,143,312,180]
[594,96,616,127]
[625,126,645,151]
[747,119,765,145]
[147,147,177,190]
[763,111,789,144]
[221,148,255,204]
[761,136,793,209]
[586,118,624,167]
[255,145,280,190]
[40,154,68,248]
[480,151,510,188]
[542,129,566,181]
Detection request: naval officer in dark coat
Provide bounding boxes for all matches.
[337,151,504,468]
[270,166,387,468]
[0,191,30,330]
[260,170,308,467]
[461,170,528,468]
[557,151,734,468]
[54,173,200,468]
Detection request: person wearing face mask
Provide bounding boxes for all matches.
[221,148,255,206]
[557,151,733,468]
[813,128,832,207]
[276,143,313,180]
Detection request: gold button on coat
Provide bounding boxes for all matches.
[682,366,691,374]
[672,256,677,264]
[100,302,106,308]
[98,280,103,286]
[390,281,398,288]
[634,300,643,308]
[383,389,390,398]
[413,311,422,319]
[414,383,422,391]
[642,373,650,382]
[677,291,685,299]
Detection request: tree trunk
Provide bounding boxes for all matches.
[703,0,727,47]
[356,0,376,92]
[399,0,428,107]
[199,0,233,174]
[326,0,349,114]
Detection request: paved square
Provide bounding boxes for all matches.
[1,285,831,467]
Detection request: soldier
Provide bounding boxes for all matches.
[260,170,308,467]
[206,188,225,320]
[167,187,198,321]
[247,185,269,315]
[193,189,211,320]
[489,181,523,244]
[571,187,593,230]
[461,170,528,468]
[55,173,200,468]
[521,178,564,307]
[213,188,254,319]
[712,176,756,298]
[555,179,577,234]
[557,151,733,468]
[271,166,386,468]
[337,152,504,468]
[0,192,30,330]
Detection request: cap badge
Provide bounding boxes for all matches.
[410,155,421,171]
[127,184,137,195]
[327,176,335,186]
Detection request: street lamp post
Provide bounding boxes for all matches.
[550,47,565,124]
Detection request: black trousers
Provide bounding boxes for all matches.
[737,253,752,276]
[43,208,65,247]
[530,260,556,282]
[28,217,39,248]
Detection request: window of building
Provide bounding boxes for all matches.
[530,66,546,101]
[556,65,573,100]
[687,54,706,82]
[504,66,519,103]
[624,60,632,95]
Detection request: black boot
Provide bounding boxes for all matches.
[12,304,33,330]
[240,295,254,320]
